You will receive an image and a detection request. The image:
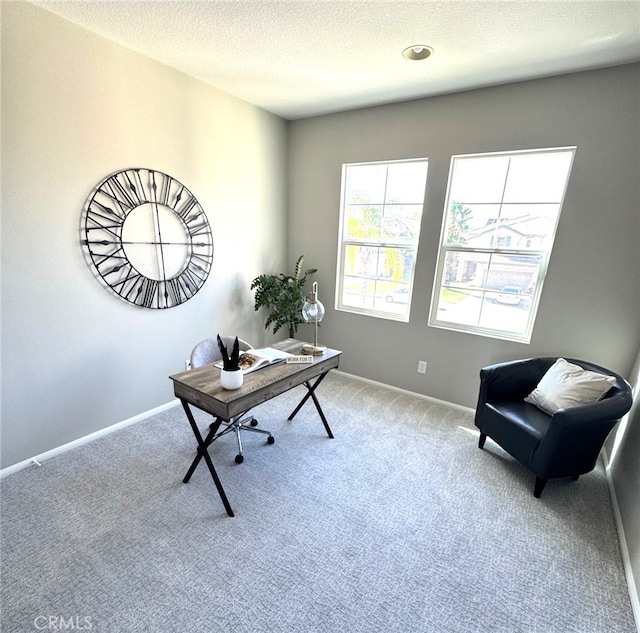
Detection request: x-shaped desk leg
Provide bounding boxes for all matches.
[180,399,234,517]
[287,372,334,439]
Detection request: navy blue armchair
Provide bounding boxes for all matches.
[474,357,633,498]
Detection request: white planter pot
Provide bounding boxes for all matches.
[220,368,243,390]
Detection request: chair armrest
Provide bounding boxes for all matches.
[531,389,633,478]
[553,389,633,428]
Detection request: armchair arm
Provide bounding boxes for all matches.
[553,388,633,427]
[530,387,633,478]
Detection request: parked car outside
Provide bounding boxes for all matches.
[385,287,410,303]
[496,285,522,305]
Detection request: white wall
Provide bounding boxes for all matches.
[1,3,289,468]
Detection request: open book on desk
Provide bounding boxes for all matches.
[216,347,294,374]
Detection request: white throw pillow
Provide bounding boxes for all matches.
[524,358,616,415]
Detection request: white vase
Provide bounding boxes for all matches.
[220,368,243,390]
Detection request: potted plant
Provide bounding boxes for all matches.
[217,335,243,390]
[251,255,317,338]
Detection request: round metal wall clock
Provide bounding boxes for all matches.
[81,168,213,309]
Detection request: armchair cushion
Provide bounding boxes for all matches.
[524,358,616,415]
[482,400,551,464]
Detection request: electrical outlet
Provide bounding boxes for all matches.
[417,360,427,374]
[185,359,191,371]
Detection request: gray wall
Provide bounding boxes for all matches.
[288,64,640,408]
[1,3,288,468]
[611,346,640,614]
[288,63,640,616]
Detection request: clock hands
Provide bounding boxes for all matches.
[86,239,207,246]
[149,170,169,289]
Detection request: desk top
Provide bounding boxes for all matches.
[169,338,341,419]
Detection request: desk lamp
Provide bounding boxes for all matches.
[301,281,326,355]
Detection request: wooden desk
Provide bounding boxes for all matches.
[169,338,341,516]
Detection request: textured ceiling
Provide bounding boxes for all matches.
[32,1,640,120]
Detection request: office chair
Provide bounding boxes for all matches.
[475,357,633,498]
[190,336,275,463]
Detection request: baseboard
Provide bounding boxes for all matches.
[2,373,471,478]
[0,400,179,479]
[332,369,476,415]
[603,448,640,632]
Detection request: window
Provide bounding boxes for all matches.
[429,147,576,343]
[335,159,429,322]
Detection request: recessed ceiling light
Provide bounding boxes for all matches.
[402,45,433,61]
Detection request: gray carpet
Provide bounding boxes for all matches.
[1,373,635,633]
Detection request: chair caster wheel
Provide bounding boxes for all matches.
[267,436,275,445]
[250,419,258,427]
[235,454,244,464]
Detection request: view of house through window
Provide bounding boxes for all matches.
[335,159,429,321]
[429,147,576,343]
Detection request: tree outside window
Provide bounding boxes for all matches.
[429,147,576,343]
[336,159,429,321]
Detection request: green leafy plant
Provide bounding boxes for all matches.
[251,255,317,337]
[217,334,240,370]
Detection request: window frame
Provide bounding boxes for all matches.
[428,146,576,343]
[335,158,429,322]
